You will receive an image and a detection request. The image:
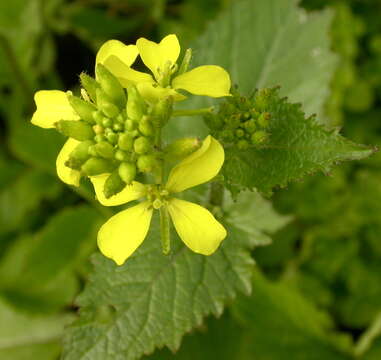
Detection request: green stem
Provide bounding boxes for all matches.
[160,206,171,255]
[354,312,381,357]
[172,107,214,117]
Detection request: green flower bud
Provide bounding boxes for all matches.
[56,120,95,141]
[94,141,115,159]
[80,73,99,103]
[67,94,97,124]
[102,118,113,128]
[134,136,151,154]
[237,139,249,150]
[254,89,271,111]
[118,162,136,184]
[220,129,234,142]
[92,111,104,124]
[177,48,192,75]
[151,97,173,127]
[65,140,94,170]
[103,171,126,199]
[251,130,268,144]
[114,149,129,162]
[258,112,271,128]
[93,124,104,134]
[96,88,119,118]
[118,133,134,151]
[163,137,200,160]
[243,119,256,133]
[137,154,158,173]
[88,145,98,157]
[81,157,115,176]
[236,129,245,138]
[96,64,126,109]
[125,119,137,131]
[138,116,154,136]
[126,86,146,121]
[116,114,125,124]
[106,131,118,145]
[113,123,124,132]
[94,134,106,143]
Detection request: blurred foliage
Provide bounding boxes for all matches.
[0,0,380,359]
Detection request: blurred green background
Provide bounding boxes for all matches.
[1,0,381,359]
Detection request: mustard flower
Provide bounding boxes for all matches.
[90,135,227,265]
[97,34,231,102]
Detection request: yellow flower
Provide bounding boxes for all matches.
[91,135,227,265]
[98,34,231,102]
[31,90,83,186]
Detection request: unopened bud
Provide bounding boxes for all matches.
[65,140,94,170]
[237,139,249,150]
[93,111,105,124]
[102,118,113,128]
[243,119,256,133]
[236,129,245,138]
[134,136,151,154]
[125,119,137,131]
[151,97,173,127]
[118,162,136,184]
[56,120,95,141]
[96,64,126,109]
[251,131,268,144]
[118,133,134,151]
[103,171,126,199]
[126,86,146,120]
[178,48,192,75]
[96,89,119,118]
[138,116,154,136]
[164,137,200,160]
[137,154,158,173]
[67,94,97,124]
[106,131,118,144]
[94,141,115,159]
[81,157,115,176]
[114,149,129,162]
[257,112,271,128]
[80,73,99,103]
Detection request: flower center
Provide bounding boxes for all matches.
[146,185,170,209]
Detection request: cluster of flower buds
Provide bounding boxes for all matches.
[204,88,273,150]
[55,64,173,198]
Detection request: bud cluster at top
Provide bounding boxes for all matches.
[55,64,175,198]
[204,88,274,150]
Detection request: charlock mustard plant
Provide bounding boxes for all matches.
[31,34,231,265]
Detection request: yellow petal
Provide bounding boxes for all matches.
[136,34,180,79]
[97,201,153,265]
[167,198,226,255]
[56,139,81,186]
[90,174,146,206]
[165,135,224,193]
[103,55,154,87]
[96,40,138,67]
[31,90,79,129]
[136,82,186,103]
[172,65,231,98]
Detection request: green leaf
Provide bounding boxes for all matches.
[0,297,71,360]
[62,218,254,360]
[220,89,375,195]
[231,271,352,360]
[0,206,102,312]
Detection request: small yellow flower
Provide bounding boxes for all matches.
[98,34,231,102]
[91,135,227,265]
